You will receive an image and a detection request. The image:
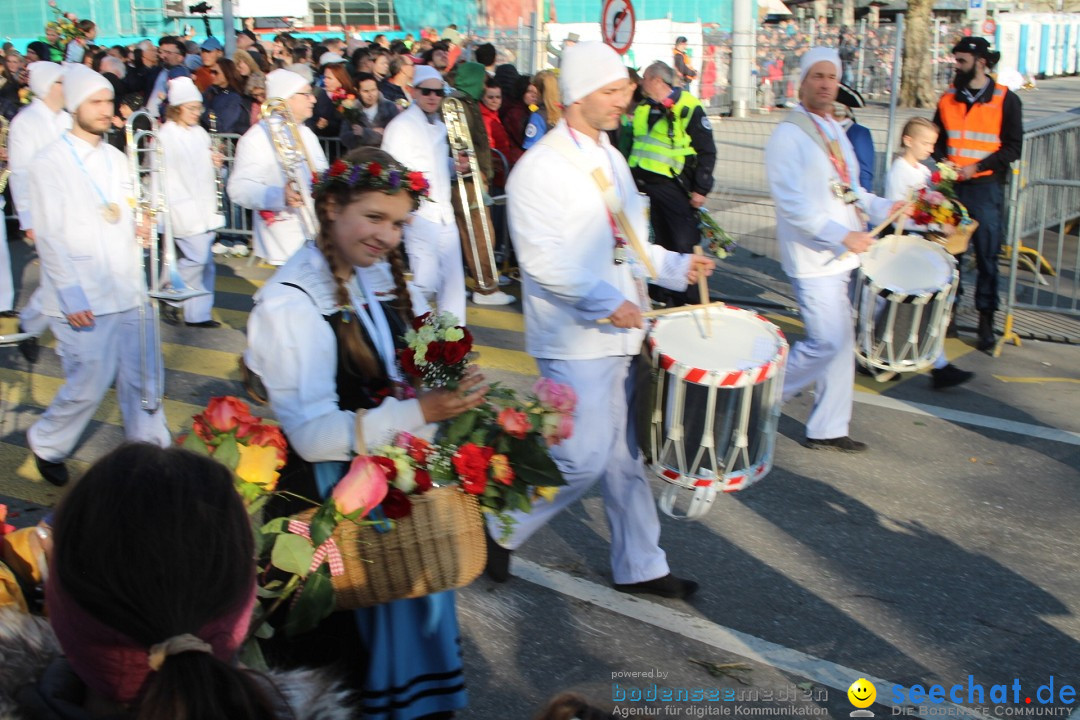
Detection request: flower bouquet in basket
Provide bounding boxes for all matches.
[394,312,572,540]
[179,397,387,651]
[699,209,737,259]
[912,163,978,254]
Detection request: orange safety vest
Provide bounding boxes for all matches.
[937,83,1006,179]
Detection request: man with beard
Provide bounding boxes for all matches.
[765,47,902,453]
[26,65,170,486]
[933,37,1022,352]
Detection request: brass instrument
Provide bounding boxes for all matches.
[208,112,226,216]
[125,109,209,411]
[441,97,499,292]
[259,98,317,242]
[0,116,10,193]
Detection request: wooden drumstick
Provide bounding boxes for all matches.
[694,246,711,337]
[869,202,913,238]
[597,301,726,324]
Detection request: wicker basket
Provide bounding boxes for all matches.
[930,220,978,256]
[295,487,487,609]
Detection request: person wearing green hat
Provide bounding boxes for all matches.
[449,61,515,305]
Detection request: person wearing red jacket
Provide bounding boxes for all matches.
[479,77,512,188]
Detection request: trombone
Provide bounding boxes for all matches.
[442,97,499,292]
[125,109,209,411]
[259,98,317,242]
[208,111,226,216]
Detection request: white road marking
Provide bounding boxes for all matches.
[853,392,1080,447]
[512,558,982,717]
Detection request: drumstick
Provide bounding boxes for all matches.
[597,301,726,324]
[694,246,711,337]
[870,202,913,238]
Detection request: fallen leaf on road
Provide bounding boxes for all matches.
[689,658,753,684]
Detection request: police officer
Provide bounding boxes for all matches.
[932,37,1022,352]
[629,60,717,306]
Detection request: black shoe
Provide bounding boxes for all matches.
[17,325,39,364]
[931,364,975,390]
[614,573,699,600]
[977,310,995,352]
[805,436,868,453]
[185,320,222,328]
[484,526,511,583]
[159,302,181,326]
[34,454,69,487]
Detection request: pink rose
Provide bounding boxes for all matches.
[497,408,531,439]
[202,396,258,435]
[541,412,575,447]
[533,377,577,414]
[332,456,389,517]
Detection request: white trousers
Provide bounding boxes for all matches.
[782,273,856,440]
[488,355,669,585]
[403,216,466,324]
[170,231,216,323]
[28,307,171,462]
[0,217,12,312]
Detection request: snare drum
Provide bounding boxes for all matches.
[645,305,788,520]
[853,235,959,376]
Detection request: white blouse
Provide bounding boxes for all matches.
[157,121,226,238]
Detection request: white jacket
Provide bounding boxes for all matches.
[245,245,428,462]
[7,99,72,231]
[227,119,328,265]
[507,121,690,360]
[380,103,455,226]
[157,121,225,238]
[30,133,142,317]
[765,108,893,278]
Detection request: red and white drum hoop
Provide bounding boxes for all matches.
[645,304,788,520]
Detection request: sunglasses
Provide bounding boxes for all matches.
[418,87,445,97]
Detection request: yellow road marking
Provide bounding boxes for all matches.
[0,441,81,505]
[38,336,243,381]
[853,338,976,396]
[993,376,1080,384]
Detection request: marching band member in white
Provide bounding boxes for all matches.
[765,48,902,453]
[486,43,714,599]
[157,77,227,328]
[26,65,170,487]
[227,69,327,266]
[7,61,72,359]
[381,65,467,322]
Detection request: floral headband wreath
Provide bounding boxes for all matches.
[311,158,431,202]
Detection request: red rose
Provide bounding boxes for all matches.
[442,340,469,364]
[258,209,279,226]
[407,435,431,463]
[412,312,431,331]
[461,327,473,348]
[329,159,348,177]
[381,487,412,519]
[399,348,420,377]
[192,415,214,443]
[408,172,429,192]
[203,396,258,434]
[368,161,383,176]
[371,456,397,482]
[453,443,494,495]
[425,341,446,363]
[247,424,288,463]
[414,469,433,494]
[930,171,942,184]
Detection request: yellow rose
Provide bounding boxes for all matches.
[235,443,281,492]
[534,486,559,503]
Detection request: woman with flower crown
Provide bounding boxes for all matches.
[244,146,488,719]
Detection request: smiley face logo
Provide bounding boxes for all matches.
[848,678,877,709]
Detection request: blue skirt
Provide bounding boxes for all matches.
[314,462,467,719]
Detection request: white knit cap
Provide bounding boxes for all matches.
[266,68,309,100]
[28,61,64,100]
[167,76,202,106]
[799,46,842,86]
[319,52,346,66]
[63,64,113,113]
[559,42,628,106]
[412,64,443,87]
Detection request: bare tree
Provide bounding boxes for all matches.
[899,0,937,107]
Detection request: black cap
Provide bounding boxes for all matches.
[952,36,1001,66]
[236,28,257,44]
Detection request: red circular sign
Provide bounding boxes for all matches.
[982,18,996,36]
[601,0,635,55]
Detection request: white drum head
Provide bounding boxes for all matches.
[651,308,779,374]
[861,235,955,295]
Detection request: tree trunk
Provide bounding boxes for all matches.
[899,1,937,107]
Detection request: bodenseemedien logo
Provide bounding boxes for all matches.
[849,678,878,718]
